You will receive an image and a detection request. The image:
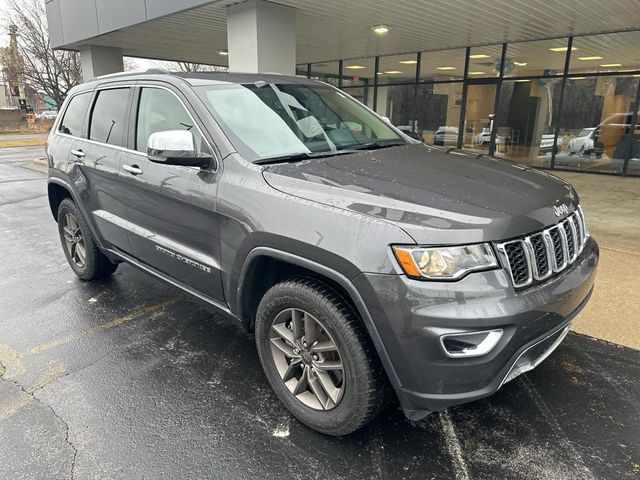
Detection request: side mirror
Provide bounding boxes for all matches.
[147,130,212,168]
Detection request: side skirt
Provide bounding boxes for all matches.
[107,247,239,322]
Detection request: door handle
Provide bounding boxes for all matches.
[70,149,85,158]
[123,164,143,175]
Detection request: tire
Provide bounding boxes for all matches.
[57,198,117,281]
[255,276,388,436]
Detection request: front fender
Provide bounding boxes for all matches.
[235,246,402,387]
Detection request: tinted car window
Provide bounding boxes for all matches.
[59,92,91,136]
[135,87,209,155]
[89,88,131,147]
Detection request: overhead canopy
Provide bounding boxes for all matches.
[46,0,640,65]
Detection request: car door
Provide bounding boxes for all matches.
[72,85,134,252]
[118,84,224,303]
[49,90,92,173]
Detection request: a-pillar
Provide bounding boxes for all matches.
[226,0,296,75]
[79,45,124,81]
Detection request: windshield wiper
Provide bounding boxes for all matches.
[338,141,406,151]
[253,149,359,165]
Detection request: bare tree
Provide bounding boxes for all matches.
[1,0,82,108]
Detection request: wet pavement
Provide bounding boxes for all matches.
[1,146,639,480]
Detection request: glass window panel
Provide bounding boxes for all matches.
[136,87,209,155]
[341,57,375,88]
[89,88,130,147]
[494,78,563,167]
[376,85,419,138]
[504,38,569,77]
[419,48,466,81]
[377,53,418,85]
[569,31,640,74]
[462,83,497,153]
[58,92,91,137]
[556,76,639,174]
[467,44,504,78]
[309,61,340,86]
[340,86,373,107]
[414,82,463,146]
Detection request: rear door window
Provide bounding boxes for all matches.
[89,88,131,147]
[58,92,91,136]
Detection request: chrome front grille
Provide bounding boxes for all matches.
[497,207,589,288]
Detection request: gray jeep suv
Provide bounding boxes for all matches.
[46,71,598,435]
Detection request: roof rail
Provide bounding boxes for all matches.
[94,68,172,80]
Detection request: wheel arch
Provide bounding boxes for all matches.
[236,247,401,386]
[47,180,74,221]
[47,177,108,251]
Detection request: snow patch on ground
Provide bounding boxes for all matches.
[272,424,290,438]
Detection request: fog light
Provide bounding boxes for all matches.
[440,329,503,358]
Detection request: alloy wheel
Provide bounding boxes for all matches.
[269,308,345,411]
[62,213,86,268]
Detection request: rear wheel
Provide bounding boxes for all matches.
[57,199,117,281]
[255,276,388,436]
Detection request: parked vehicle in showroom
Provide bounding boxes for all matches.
[568,128,595,156]
[539,133,559,155]
[433,126,459,145]
[475,128,509,147]
[46,71,598,435]
[592,112,639,170]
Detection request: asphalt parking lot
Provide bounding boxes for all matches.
[1,146,639,480]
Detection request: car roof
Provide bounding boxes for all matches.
[69,69,323,95]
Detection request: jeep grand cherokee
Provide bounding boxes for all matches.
[46,71,598,435]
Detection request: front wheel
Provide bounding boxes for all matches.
[255,276,388,436]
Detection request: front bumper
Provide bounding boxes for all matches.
[354,237,598,419]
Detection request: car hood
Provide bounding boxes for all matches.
[261,143,578,244]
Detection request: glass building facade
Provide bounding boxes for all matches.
[299,30,640,176]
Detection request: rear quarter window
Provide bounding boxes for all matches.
[58,92,92,137]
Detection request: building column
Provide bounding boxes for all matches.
[79,45,124,81]
[226,0,296,75]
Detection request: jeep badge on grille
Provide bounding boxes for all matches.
[553,204,570,217]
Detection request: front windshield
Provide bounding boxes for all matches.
[194,82,404,161]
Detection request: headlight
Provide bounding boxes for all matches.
[392,243,498,280]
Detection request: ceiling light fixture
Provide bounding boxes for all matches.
[218,49,229,56]
[515,79,530,83]
[578,56,603,61]
[468,71,485,75]
[469,54,490,59]
[549,46,577,52]
[436,66,456,70]
[384,70,402,74]
[513,61,528,66]
[345,65,366,70]
[398,60,418,64]
[600,63,622,67]
[571,77,586,80]
[371,24,390,34]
